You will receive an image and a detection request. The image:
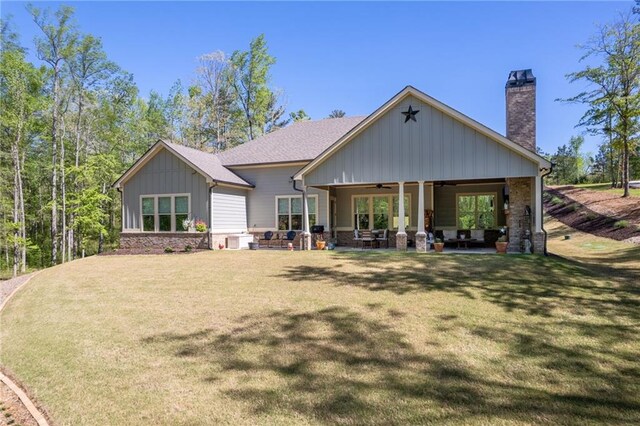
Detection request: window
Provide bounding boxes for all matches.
[457,194,495,229]
[276,195,317,230]
[140,194,191,232]
[142,197,155,232]
[352,194,411,230]
[174,196,189,232]
[353,197,370,230]
[373,197,389,230]
[392,195,410,229]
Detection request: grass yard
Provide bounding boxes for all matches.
[570,182,640,198]
[1,223,639,425]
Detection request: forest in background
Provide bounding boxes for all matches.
[1,4,638,277]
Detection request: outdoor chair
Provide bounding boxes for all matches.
[259,231,274,248]
[376,229,389,248]
[353,229,363,248]
[281,230,296,248]
[470,229,485,243]
[360,230,375,249]
[443,230,457,241]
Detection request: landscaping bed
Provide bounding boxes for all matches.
[0,380,37,426]
[545,187,640,243]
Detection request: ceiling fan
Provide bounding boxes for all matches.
[436,181,457,187]
[366,183,392,190]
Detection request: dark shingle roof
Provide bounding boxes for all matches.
[163,141,253,187]
[218,116,365,166]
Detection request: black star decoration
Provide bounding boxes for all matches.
[401,105,420,123]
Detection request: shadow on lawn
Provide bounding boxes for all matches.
[273,252,640,322]
[143,305,640,424]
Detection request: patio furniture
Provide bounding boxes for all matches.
[376,229,389,248]
[445,238,478,249]
[470,229,485,242]
[442,230,457,241]
[353,229,363,248]
[280,230,296,248]
[259,231,274,248]
[360,230,376,249]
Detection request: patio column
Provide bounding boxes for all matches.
[416,180,427,253]
[302,187,311,250]
[396,181,407,251]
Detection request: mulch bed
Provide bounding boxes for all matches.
[544,188,640,242]
[0,380,38,426]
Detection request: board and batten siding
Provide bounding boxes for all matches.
[304,95,539,186]
[230,165,328,230]
[122,148,209,231]
[210,186,248,232]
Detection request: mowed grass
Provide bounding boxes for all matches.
[571,182,640,197]
[1,232,639,425]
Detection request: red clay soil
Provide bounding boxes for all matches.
[544,186,640,243]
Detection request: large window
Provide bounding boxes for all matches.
[457,194,496,229]
[276,195,317,230]
[353,194,410,230]
[140,194,191,232]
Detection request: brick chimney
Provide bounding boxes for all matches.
[505,69,536,152]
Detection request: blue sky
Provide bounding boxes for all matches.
[2,1,634,155]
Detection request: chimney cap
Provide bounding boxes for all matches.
[506,69,535,88]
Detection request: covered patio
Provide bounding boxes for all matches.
[291,86,550,254]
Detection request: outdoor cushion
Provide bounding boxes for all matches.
[443,230,457,240]
[470,229,485,241]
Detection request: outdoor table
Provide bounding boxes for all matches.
[445,238,477,249]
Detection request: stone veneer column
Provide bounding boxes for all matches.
[396,181,407,251]
[505,177,533,253]
[415,180,427,253]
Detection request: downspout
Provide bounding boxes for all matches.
[540,164,554,256]
[208,183,217,250]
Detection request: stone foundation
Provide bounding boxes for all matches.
[120,232,209,250]
[396,232,408,251]
[415,232,427,253]
[533,231,545,255]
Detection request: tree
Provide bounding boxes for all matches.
[229,34,282,141]
[289,109,310,122]
[564,12,640,197]
[28,4,78,264]
[328,109,346,118]
[0,31,45,276]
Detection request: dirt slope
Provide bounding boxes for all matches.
[544,186,640,244]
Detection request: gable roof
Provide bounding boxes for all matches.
[218,116,365,167]
[294,86,551,180]
[113,140,253,189]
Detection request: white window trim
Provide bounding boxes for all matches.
[140,193,191,233]
[350,193,412,230]
[455,192,498,230]
[275,194,318,231]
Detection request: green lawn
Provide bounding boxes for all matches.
[571,182,640,197]
[1,230,639,425]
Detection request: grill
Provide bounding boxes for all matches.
[310,225,325,235]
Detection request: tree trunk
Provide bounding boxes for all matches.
[622,139,630,198]
[60,115,67,263]
[51,65,59,266]
[13,155,19,278]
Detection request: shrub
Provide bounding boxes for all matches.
[570,203,581,212]
[497,235,508,243]
[184,245,193,253]
[550,196,564,206]
[195,220,207,233]
[164,246,174,253]
[585,212,598,221]
[613,220,629,229]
